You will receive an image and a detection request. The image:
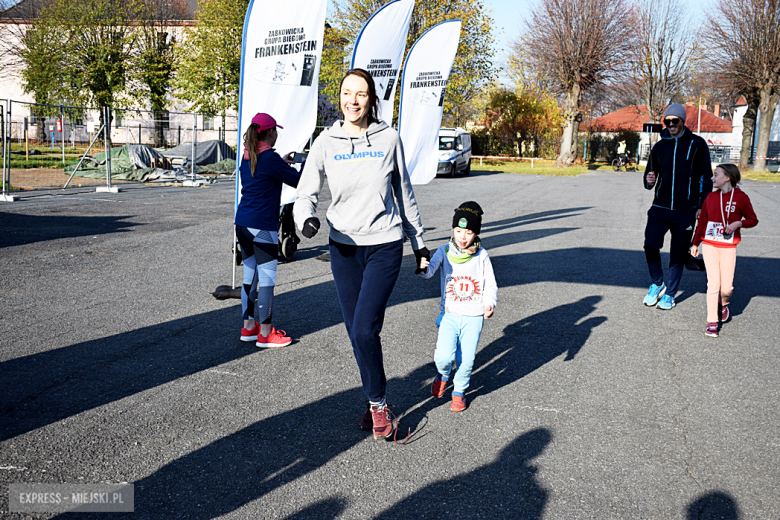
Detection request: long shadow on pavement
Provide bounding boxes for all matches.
[394,297,605,434]
[52,337,557,519]
[0,211,140,248]
[3,244,776,443]
[481,207,593,235]
[489,248,780,307]
[1,214,581,442]
[375,428,551,519]
[0,281,342,442]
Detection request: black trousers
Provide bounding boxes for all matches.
[643,206,697,296]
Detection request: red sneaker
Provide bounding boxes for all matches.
[256,328,292,348]
[451,395,467,412]
[431,375,446,398]
[721,305,730,322]
[370,404,393,440]
[240,323,258,342]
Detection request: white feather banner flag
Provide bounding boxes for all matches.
[398,19,462,185]
[350,0,415,125]
[235,0,327,209]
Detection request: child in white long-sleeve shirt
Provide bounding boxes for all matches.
[418,201,498,412]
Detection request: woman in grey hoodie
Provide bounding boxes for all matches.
[294,68,429,441]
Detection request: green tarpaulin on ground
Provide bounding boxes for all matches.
[64,145,236,182]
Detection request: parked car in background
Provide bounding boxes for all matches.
[437,127,471,177]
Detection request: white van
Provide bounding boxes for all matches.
[437,127,472,177]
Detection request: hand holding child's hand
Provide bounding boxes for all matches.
[690,245,699,258]
[419,257,429,270]
[414,247,430,274]
[724,221,742,234]
[484,305,494,319]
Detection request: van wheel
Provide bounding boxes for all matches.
[448,164,455,178]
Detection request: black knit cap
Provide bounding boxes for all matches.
[452,201,483,235]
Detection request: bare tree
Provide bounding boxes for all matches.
[524,0,635,167]
[633,0,694,125]
[703,0,780,171]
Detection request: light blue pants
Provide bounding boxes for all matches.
[435,312,484,396]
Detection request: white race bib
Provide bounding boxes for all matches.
[704,221,735,244]
[445,275,483,303]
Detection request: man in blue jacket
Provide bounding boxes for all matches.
[642,103,713,310]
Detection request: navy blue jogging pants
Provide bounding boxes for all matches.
[329,238,403,403]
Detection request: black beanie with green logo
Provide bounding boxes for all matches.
[452,201,483,235]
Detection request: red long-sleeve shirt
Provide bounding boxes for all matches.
[693,187,758,248]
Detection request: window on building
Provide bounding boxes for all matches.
[115,111,126,128]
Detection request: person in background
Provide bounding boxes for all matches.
[690,164,758,337]
[642,103,713,310]
[235,113,301,348]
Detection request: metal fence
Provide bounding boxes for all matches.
[471,135,746,165]
[1,99,238,193]
[638,142,742,165]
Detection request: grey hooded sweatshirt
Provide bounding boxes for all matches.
[293,120,426,250]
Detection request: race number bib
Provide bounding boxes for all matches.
[704,221,735,244]
[445,275,482,303]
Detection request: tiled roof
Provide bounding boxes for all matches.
[582,104,732,133]
[1,0,198,20]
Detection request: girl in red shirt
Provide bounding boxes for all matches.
[691,164,758,337]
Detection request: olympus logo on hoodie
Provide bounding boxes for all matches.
[334,151,385,161]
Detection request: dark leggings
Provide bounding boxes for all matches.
[329,239,403,403]
[643,206,697,296]
[236,226,278,323]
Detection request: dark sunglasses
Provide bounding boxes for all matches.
[664,117,681,126]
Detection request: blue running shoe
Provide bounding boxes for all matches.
[657,294,676,310]
[643,283,666,306]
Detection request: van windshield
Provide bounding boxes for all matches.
[439,137,455,150]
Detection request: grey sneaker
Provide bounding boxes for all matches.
[643,283,666,306]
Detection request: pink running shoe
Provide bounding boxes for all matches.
[705,322,719,338]
[256,328,292,348]
[240,323,259,342]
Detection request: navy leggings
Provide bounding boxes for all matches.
[643,206,697,296]
[329,239,403,403]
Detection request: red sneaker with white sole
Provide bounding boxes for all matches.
[256,328,292,348]
[240,323,259,342]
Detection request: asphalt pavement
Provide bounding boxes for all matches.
[1,168,779,519]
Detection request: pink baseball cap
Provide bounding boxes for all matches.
[251,113,283,132]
